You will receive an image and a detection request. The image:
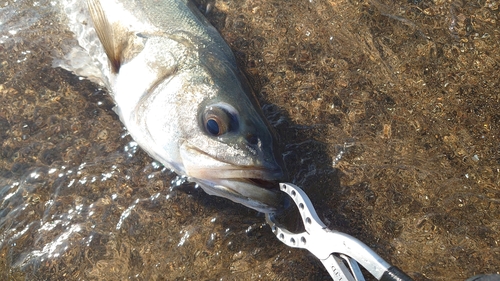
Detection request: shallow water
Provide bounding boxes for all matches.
[1,0,499,280]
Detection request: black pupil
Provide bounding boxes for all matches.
[206,119,220,135]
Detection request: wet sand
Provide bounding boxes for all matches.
[0,0,499,280]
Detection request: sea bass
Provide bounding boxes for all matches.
[57,0,286,212]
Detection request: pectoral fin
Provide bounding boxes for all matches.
[86,0,123,73]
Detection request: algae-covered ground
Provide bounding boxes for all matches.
[0,0,499,280]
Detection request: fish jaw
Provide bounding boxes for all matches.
[180,142,285,213]
[195,179,284,213]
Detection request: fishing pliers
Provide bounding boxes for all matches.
[265,183,414,281]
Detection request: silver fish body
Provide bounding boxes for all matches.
[58,0,285,212]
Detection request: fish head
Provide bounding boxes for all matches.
[135,48,287,213]
[79,0,287,212]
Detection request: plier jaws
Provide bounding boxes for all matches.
[265,183,414,281]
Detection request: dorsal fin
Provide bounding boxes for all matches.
[87,0,122,73]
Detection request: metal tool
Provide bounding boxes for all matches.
[265,183,414,281]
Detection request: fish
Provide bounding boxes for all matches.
[55,0,286,212]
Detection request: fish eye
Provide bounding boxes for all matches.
[202,104,239,136]
[206,119,220,135]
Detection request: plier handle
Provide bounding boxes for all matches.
[265,183,414,281]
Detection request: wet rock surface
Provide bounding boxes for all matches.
[0,0,499,280]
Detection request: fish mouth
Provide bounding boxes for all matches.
[193,176,284,213]
[180,143,286,212]
[247,178,278,189]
